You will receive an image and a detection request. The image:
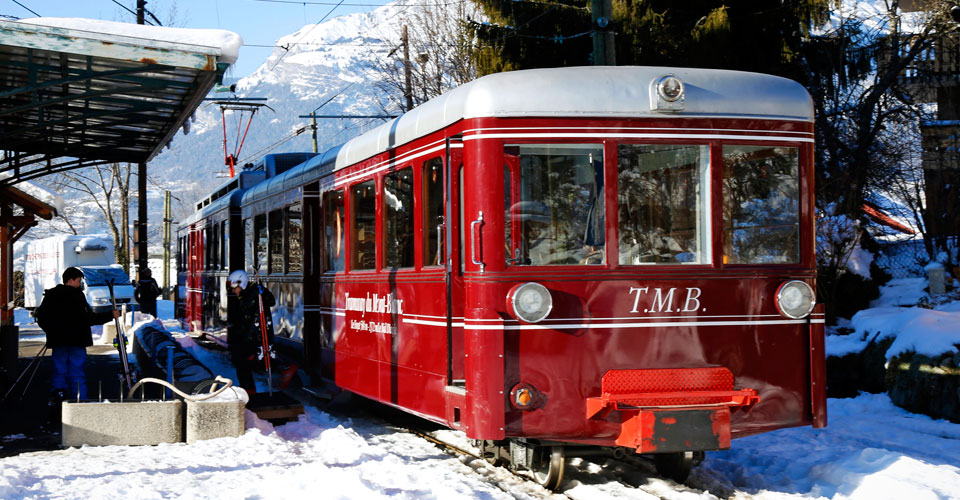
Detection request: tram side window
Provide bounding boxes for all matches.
[269,209,283,274]
[384,167,414,268]
[204,225,212,270]
[220,220,227,270]
[504,143,605,266]
[351,180,377,270]
[618,144,711,265]
[323,190,345,272]
[286,203,303,273]
[254,214,268,273]
[423,158,444,267]
[212,223,220,271]
[722,145,800,264]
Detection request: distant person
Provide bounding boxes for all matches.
[135,268,161,317]
[34,267,120,401]
[225,270,275,394]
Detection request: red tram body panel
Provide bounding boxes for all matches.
[178,66,826,483]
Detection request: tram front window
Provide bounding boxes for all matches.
[722,145,800,264]
[618,144,710,265]
[504,144,605,266]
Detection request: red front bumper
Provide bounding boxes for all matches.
[586,367,759,453]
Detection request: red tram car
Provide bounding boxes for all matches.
[178,66,826,487]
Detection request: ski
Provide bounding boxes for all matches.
[107,278,134,391]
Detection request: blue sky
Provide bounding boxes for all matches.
[3,0,392,76]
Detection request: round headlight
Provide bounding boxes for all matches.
[775,280,815,319]
[507,282,553,323]
[656,75,684,102]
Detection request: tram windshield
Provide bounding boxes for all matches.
[618,144,711,265]
[504,144,605,266]
[721,145,800,264]
[501,141,801,268]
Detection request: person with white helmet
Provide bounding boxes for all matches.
[226,269,275,393]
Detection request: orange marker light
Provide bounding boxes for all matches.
[516,388,532,407]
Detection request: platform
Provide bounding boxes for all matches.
[0,337,132,456]
[247,392,304,424]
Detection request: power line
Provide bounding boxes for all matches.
[248,0,454,5]
[10,0,39,16]
[107,0,158,26]
[246,0,344,96]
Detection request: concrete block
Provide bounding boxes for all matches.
[62,400,183,447]
[185,399,245,443]
[101,322,117,346]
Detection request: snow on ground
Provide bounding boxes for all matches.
[826,277,960,359]
[696,394,960,500]
[1,391,957,499]
[4,298,960,499]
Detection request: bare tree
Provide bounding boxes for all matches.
[49,163,134,271]
[369,0,482,114]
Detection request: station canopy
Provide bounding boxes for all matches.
[0,18,241,186]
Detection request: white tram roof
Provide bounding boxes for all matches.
[335,66,813,171]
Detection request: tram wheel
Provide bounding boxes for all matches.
[531,446,565,490]
[653,451,702,483]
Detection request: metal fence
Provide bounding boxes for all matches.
[875,237,958,279]
[875,240,929,279]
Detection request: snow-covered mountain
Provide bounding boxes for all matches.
[16,2,426,265]
[154,2,411,210]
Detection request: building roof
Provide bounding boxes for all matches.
[0,18,241,186]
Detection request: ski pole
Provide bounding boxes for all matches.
[107,279,133,390]
[257,283,273,396]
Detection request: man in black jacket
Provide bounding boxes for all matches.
[225,270,275,393]
[35,267,120,400]
[134,268,161,317]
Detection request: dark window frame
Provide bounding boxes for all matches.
[350,179,377,271]
[322,189,346,273]
[286,202,303,274]
[383,166,415,269]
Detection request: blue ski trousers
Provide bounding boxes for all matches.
[51,346,87,399]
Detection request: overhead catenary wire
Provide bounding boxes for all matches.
[10,0,39,16]
[231,0,417,168]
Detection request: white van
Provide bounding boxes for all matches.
[23,235,137,313]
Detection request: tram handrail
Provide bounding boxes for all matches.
[470,211,485,273]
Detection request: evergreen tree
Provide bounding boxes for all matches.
[469,0,834,79]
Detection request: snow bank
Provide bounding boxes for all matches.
[870,277,928,307]
[17,18,242,63]
[827,278,960,359]
[849,306,960,359]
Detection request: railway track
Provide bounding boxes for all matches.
[401,423,722,499]
[288,388,729,498]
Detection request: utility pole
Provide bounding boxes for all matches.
[402,25,414,111]
[162,190,171,299]
[591,0,616,66]
[136,0,148,279]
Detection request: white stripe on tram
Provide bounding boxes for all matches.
[464,318,826,330]
[461,126,814,136]
[462,132,814,143]
[334,141,463,188]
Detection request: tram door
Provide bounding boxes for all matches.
[445,139,465,385]
[186,224,203,331]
